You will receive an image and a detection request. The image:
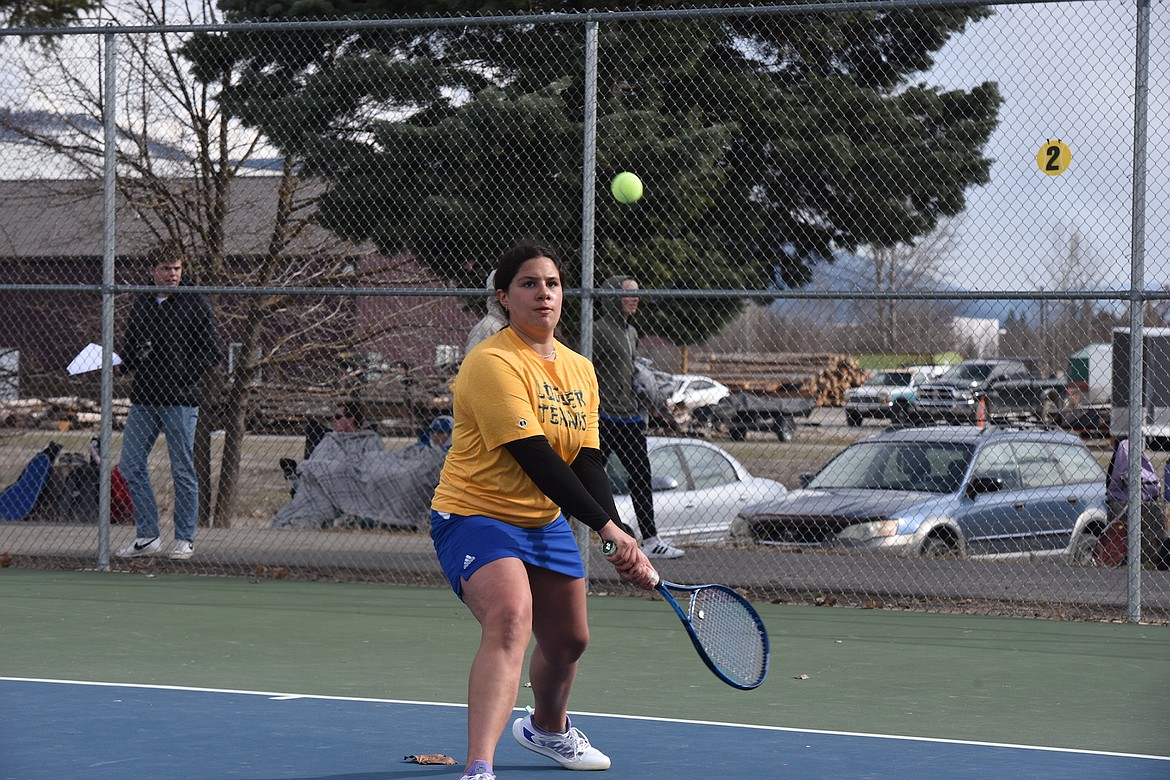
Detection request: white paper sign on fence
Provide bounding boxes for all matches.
[67,343,122,375]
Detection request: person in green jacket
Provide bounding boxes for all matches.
[592,275,683,559]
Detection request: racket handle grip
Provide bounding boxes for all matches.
[600,540,661,586]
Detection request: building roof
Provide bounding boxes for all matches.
[0,176,364,259]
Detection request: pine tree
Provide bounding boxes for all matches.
[185,1,1000,344]
[0,0,100,28]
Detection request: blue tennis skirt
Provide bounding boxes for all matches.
[430,510,585,598]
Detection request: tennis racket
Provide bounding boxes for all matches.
[601,540,770,690]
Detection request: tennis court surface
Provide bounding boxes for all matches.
[2,569,1167,779]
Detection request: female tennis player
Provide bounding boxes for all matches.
[430,243,655,780]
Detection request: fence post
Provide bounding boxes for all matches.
[577,17,600,577]
[97,28,119,571]
[1125,0,1152,623]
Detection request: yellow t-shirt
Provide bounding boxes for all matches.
[432,328,600,528]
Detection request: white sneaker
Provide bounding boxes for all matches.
[512,714,610,770]
[459,760,495,780]
[168,540,194,560]
[116,537,160,557]
[641,536,685,559]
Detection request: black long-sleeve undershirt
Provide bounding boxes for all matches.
[502,436,619,533]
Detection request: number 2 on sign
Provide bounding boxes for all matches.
[1037,139,1071,176]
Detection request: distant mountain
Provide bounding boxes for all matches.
[0,109,282,172]
[768,250,1050,325]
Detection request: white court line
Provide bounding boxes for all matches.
[3,676,1167,763]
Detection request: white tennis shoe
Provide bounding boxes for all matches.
[168,540,194,560]
[459,760,494,780]
[641,536,685,559]
[116,536,160,557]
[512,714,610,770]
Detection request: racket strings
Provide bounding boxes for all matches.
[687,587,767,687]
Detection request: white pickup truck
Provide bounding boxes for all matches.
[843,365,948,426]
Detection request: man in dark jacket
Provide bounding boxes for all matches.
[116,243,221,560]
[593,275,683,559]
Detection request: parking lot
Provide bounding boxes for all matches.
[694,404,1114,490]
[2,406,1162,623]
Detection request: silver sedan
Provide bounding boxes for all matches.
[608,436,787,544]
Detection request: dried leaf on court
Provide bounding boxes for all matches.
[403,754,458,765]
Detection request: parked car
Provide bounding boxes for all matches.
[843,365,948,426]
[608,436,786,544]
[731,425,1107,563]
[663,375,731,425]
[634,361,730,430]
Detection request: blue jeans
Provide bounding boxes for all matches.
[120,404,200,543]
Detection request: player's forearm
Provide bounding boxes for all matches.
[502,436,611,532]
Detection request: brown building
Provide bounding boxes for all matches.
[0,177,476,418]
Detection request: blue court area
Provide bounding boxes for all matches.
[3,678,1166,780]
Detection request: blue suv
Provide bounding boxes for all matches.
[732,425,1108,563]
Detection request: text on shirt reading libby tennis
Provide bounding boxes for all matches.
[537,382,588,430]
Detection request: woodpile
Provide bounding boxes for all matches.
[0,396,131,429]
[799,355,870,407]
[0,379,454,434]
[689,352,869,406]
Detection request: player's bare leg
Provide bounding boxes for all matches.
[526,566,589,731]
[511,567,610,770]
[461,557,533,774]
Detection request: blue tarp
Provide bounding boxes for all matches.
[0,442,61,521]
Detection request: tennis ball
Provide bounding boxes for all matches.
[611,171,643,204]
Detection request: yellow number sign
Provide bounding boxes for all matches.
[1036,139,1071,176]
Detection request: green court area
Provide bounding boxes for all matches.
[2,568,1167,758]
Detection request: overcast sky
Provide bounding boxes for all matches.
[930,1,1168,293]
[0,2,1164,297]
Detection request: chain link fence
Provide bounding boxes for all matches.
[0,1,1167,622]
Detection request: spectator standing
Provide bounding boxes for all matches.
[592,274,683,559]
[465,270,508,355]
[1103,437,1164,568]
[116,243,221,560]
